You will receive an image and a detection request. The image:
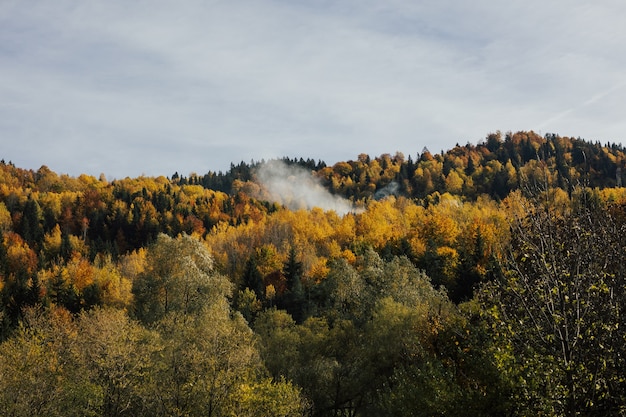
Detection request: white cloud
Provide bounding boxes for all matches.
[1,0,626,177]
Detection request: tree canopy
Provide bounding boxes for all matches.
[2,132,626,415]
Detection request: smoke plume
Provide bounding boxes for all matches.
[254,160,357,216]
[373,181,400,200]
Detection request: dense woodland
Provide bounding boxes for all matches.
[1,131,626,416]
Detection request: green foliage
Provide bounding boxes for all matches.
[0,236,309,417]
[257,250,509,416]
[132,233,231,324]
[482,188,626,416]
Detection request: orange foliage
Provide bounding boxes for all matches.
[3,232,37,276]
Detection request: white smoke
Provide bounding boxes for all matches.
[373,181,400,200]
[254,160,357,216]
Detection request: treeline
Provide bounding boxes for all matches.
[196,131,626,200]
[1,132,626,415]
[177,157,327,194]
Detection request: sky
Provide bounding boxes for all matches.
[2,0,626,179]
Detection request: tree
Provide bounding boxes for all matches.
[132,233,231,324]
[0,202,11,233]
[151,302,260,417]
[1,232,39,324]
[75,307,160,416]
[241,255,265,299]
[20,197,44,248]
[0,306,100,416]
[483,188,626,415]
[279,246,305,322]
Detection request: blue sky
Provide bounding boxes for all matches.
[2,0,626,178]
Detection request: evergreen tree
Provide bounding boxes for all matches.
[20,197,44,248]
[281,247,305,322]
[242,255,265,300]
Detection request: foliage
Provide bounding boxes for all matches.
[0,235,308,417]
[2,134,626,416]
[482,187,626,416]
[256,251,509,416]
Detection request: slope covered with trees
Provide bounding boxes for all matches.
[1,132,626,416]
[201,130,626,201]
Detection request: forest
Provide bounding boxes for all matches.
[1,130,626,416]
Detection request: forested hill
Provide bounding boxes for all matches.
[194,131,626,200]
[0,131,623,260]
[2,131,626,415]
[2,131,625,200]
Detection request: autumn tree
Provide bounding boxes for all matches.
[75,307,159,416]
[131,233,306,416]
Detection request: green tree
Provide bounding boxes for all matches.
[241,255,264,300]
[484,188,626,416]
[20,197,44,248]
[0,306,100,417]
[131,233,307,416]
[257,250,507,416]
[280,246,305,322]
[149,301,261,416]
[132,233,231,324]
[76,307,159,416]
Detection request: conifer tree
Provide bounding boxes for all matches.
[242,255,265,300]
[281,247,305,322]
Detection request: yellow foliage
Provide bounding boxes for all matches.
[325,240,343,259]
[265,284,276,301]
[307,257,330,283]
[42,224,62,260]
[408,235,427,258]
[4,232,37,275]
[93,256,133,309]
[355,198,407,249]
[118,248,147,280]
[0,202,12,232]
[255,244,283,276]
[435,246,459,287]
[64,253,94,292]
[445,170,464,194]
[67,234,87,256]
[341,249,357,264]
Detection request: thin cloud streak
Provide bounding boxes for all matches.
[1,0,626,177]
[539,81,626,130]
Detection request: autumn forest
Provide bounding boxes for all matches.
[1,131,626,416]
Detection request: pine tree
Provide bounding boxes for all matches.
[281,247,305,322]
[283,247,302,295]
[20,197,43,248]
[242,255,265,299]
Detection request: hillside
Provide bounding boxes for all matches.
[197,131,626,200]
[1,131,626,415]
